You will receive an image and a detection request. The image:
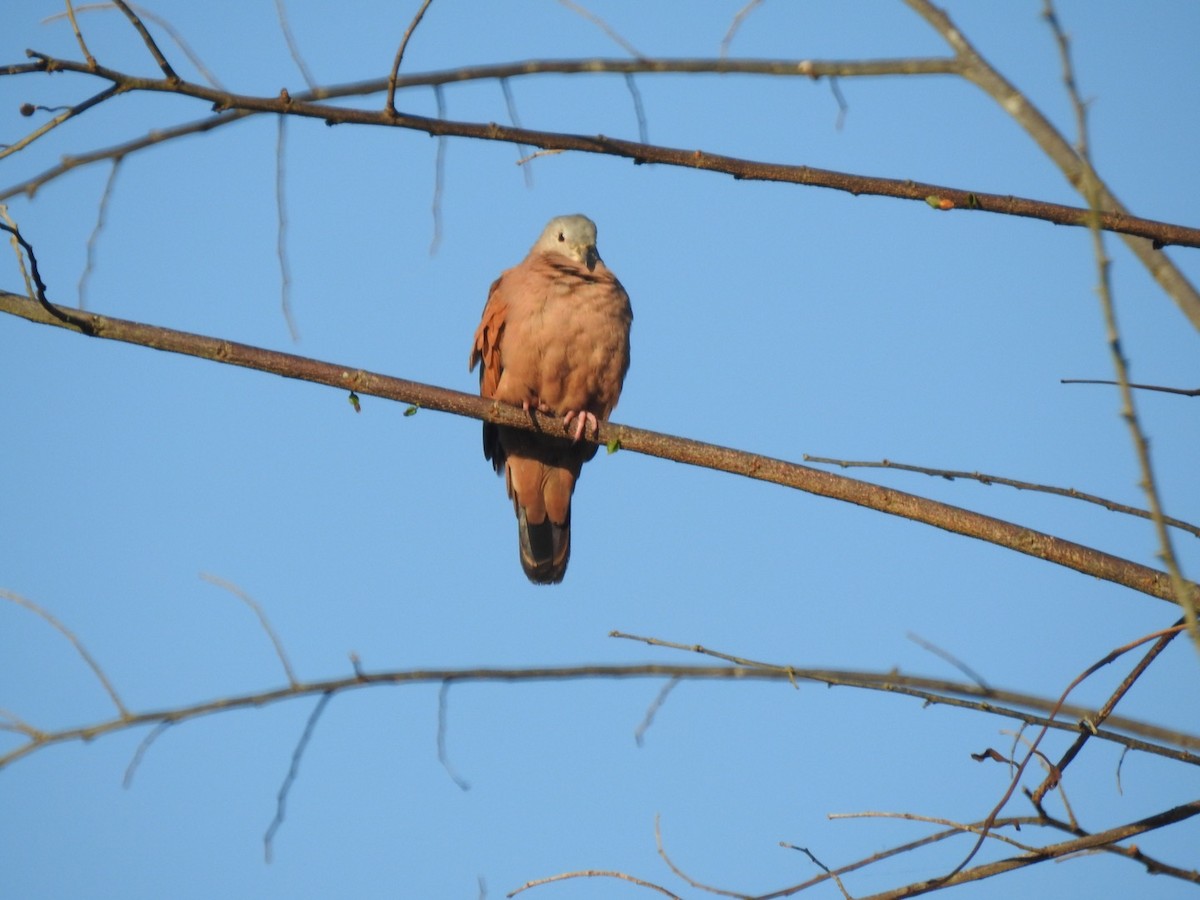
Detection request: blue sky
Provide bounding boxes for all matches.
[3,2,1199,897]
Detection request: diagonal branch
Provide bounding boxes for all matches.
[1,288,1195,613]
[803,455,1200,539]
[862,799,1200,900]
[905,0,1200,330]
[7,54,1200,250]
[110,0,178,81]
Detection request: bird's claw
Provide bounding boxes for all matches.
[562,409,598,442]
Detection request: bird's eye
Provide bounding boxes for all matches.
[557,232,565,242]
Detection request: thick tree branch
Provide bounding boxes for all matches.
[2,289,1197,614]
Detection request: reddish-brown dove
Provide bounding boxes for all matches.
[470,214,633,584]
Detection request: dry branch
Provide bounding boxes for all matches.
[2,288,1195,614]
[6,54,1200,252]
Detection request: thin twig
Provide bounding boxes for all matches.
[110,0,178,80]
[555,0,644,58]
[906,632,991,690]
[634,678,679,746]
[63,0,97,68]
[721,0,765,58]
[0,588,129,718]
[829,77,848,130]
[122,719,172,787]
[1062,378,1200,397]
[437,681,470,790]
[827,810,1040,854]
[274,116,300,340]
[430,84,445,256]
[50,4,226,88]
[867,800,1200,899]
[780,845,852,900]
[1031,618,1182,805]
[264,691,333,862]
[200,573,298,687]
[273,0,317,90]
[0,84,119,161]
[624,72,648,143]
[385,0,435,115]
[1042,0,1197,647]
[803,454,1200,539]
[610,631,1200,758]
[509,869,682,899]
[654,814,744,897]
[949,622,1188,880]
[77,158,120,309]
[499,79,533,188]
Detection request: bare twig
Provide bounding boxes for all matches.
[274,116,300,340]
[906,632,991,690]
[1061,378,1199,397]
[624,73,648,143]
[78,158,121,309]
[63,0,97,68]
[0,588,130,718]
[1042,0,1197,646]
[111,0,178,80]
[48,3,225,88]
[654,815,743,897]
[122,720,172,787]
[555,0,644,58]
[721,0,765,58]
[0,84,119,161]
[430,83,446,255]
[780,844,852,900]
[633,678,679,746]
[385,0,435,115]
[273,0,317,90]
[866,800,1200,899]
[264,691,333,862]
[200,573,299,688]
[437,681,470,790]
[509,869,682,899]
[803,455,1200,539]
[950,622,1188,880]
[1030,617,1183,805]
[618,633,1200,759]
[499,79,534,187]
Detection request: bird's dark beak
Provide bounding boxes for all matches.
[585,246,598,272]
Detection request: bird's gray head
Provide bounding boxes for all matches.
[533,214,600,271]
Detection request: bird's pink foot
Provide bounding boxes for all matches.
[562,409,599,442]
[521,398,553,415]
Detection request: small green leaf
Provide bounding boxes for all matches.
[348,391,361,413]
[403,404,419,417]
[924,195,942,208]
[606,437,621,454]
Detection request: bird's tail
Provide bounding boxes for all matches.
[517,507,571,584]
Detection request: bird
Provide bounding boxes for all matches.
[470,214,633,584]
